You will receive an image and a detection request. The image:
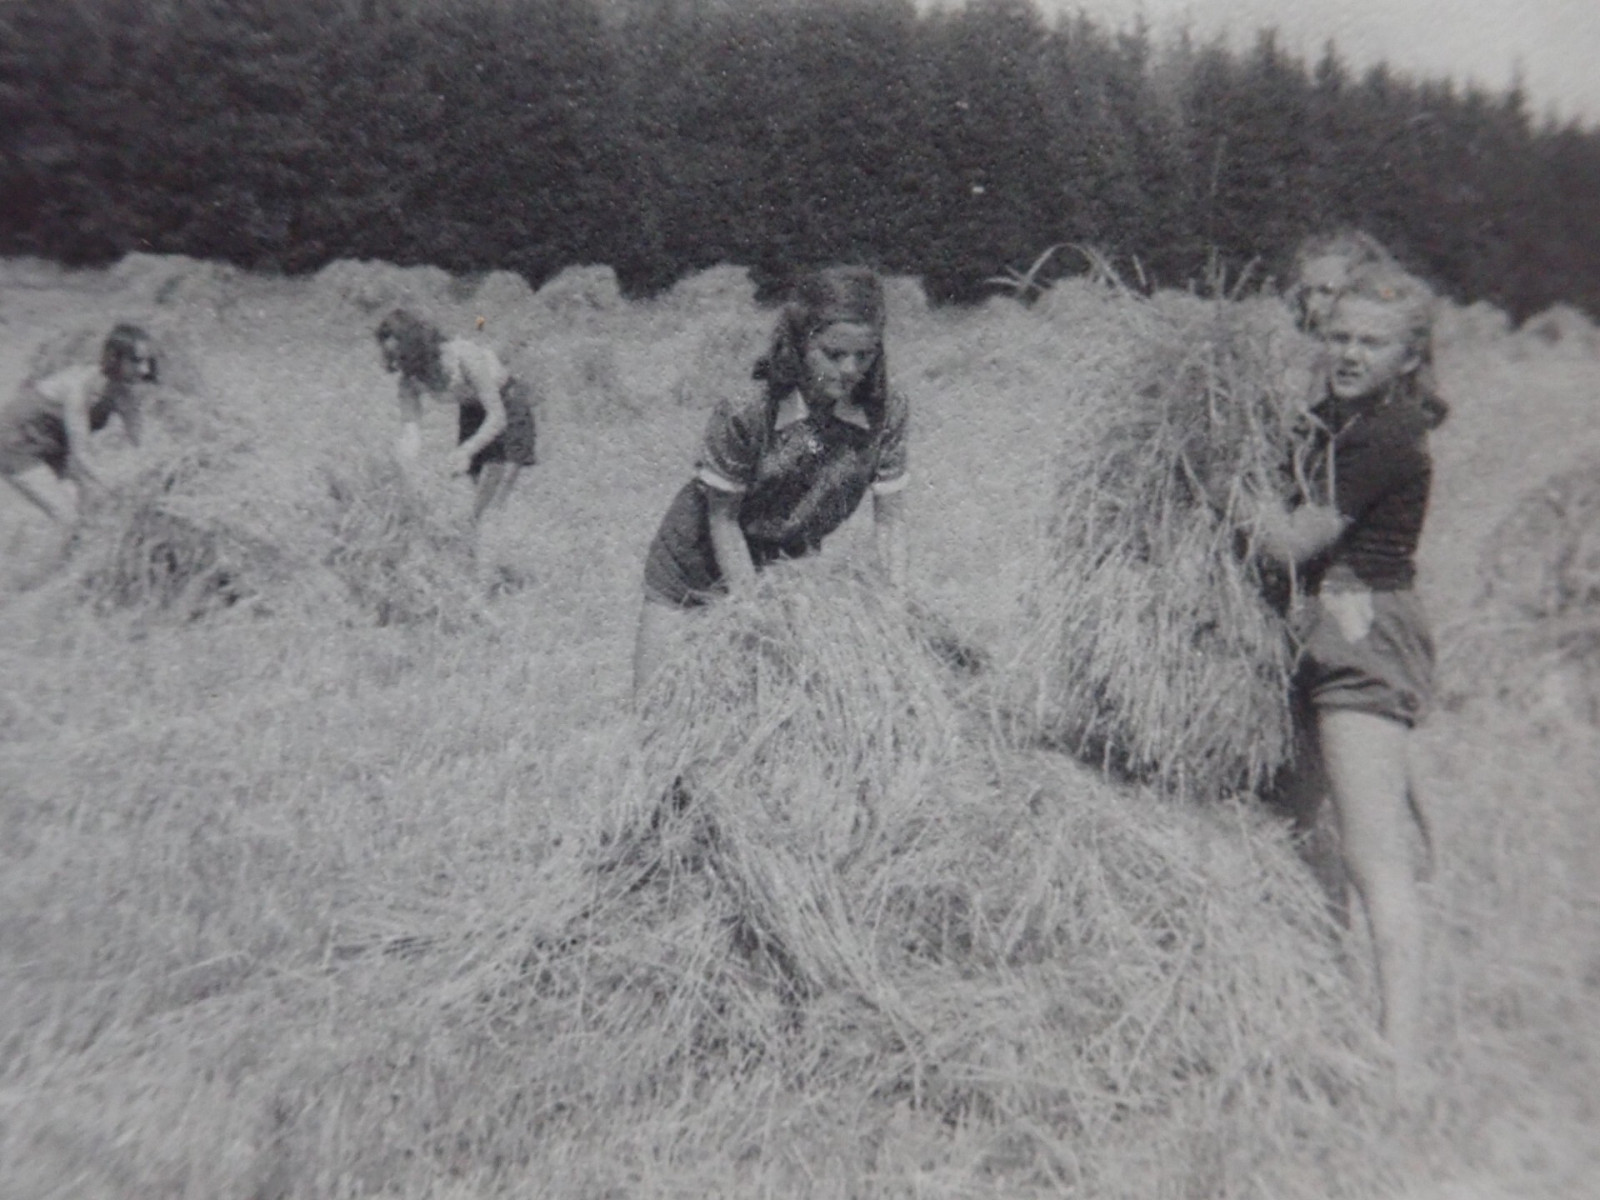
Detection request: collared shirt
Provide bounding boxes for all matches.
[643,382,909,605]
[695,385,909,550]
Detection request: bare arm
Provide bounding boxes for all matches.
[451,350,508,471]
[873,488,909,592]
[705,488,757,592]
[60,377,104,489]
[395,377,424,460]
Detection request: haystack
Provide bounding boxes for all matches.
[1454,458,1600,722]
[1001,285,1319,799]
[659,264,758,315]
[535,265,623,324]
[63,367,488,629]
[1517,304,1600,356]
[422,564,1390,1197]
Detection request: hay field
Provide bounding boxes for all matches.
[1,255,1597,1199]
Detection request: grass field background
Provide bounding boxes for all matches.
[0,255,1597,1198]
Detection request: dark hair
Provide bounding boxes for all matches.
[754,265,888,419]
[101,322,156,384]
[97,323,155,439]
[376,308,447,391]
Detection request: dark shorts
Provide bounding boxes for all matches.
[642,481,817,608]
[1295,586,1435,727]
[459,377,537,479]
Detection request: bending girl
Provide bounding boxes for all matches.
[375,309,537,521]
[634,265,910,696]
[0,323,156,521]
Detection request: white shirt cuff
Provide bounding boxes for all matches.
[695,466,747,494]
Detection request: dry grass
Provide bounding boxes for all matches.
[2,254,1598,1199]
[1447,458,1600,723]
[1000,283,1319,798]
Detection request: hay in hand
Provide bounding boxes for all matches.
[1002,286,1318,799]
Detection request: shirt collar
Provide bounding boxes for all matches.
[774,390,872,431]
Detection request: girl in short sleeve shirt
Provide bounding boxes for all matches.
[635,266,910,694]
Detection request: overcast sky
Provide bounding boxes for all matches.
[1029,0,1600,126]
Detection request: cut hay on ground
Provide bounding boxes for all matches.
[63,374,491,628]
[387,565,1396,1197]
[1001,286,1318,799]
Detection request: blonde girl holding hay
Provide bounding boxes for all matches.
[634,265,910,698]
[375,308,537,522]
[1249,264,1445,1092]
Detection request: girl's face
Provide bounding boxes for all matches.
[378,332,402,374]
[1324,296,1421,402]
[1296,255,1348,332]
[803,321,879,408]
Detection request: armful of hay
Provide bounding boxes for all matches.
[1246,492,1347,565]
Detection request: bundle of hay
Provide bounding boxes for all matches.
[319,454,488,628]
[1517,304,1600,356]
[535,264,623,325]
[1002,286,1319,799]
[626,562,959,1000]
[414,566,1389,1197]
[1454,459,1600,721]
[66,363,489,628]
[75,449,281,619]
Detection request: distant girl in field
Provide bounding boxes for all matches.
[1250,263,1446,1089]
[0,323,156,522]
[634,265,910,697]
[375,309,537,521]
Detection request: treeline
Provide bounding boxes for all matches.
[4,0,1599,317]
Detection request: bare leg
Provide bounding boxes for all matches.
[1318,707,1424,1088]
[1269,711,1351,926]
[633,596,692,704]
[3,472,66,523]
[471,462,519,523]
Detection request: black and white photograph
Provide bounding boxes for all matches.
[2,0,1596,1195]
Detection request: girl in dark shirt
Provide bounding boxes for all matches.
[634,266,910,697]
[1251,265,1442,1094]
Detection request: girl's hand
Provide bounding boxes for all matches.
[446,447,475,476]
[395,423,422,462]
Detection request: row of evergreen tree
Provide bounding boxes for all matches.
[4,0,1597,317]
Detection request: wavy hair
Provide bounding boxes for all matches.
[754,266,888,421]
[97,323,155,438]
[101,323,156,384]
[376,308,447,391]
[1288,229,1400,333]
[1334,264,1449,427]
